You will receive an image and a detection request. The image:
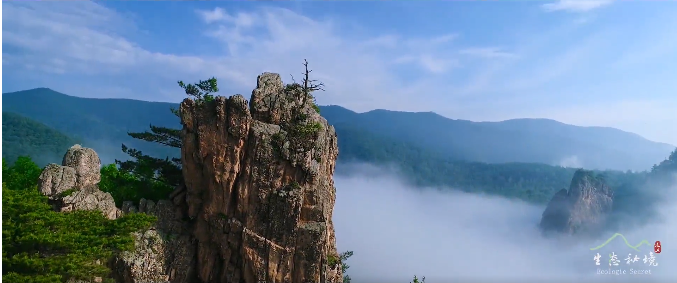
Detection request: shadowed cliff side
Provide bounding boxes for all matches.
[539,169,614,236]
[178,72,342,283]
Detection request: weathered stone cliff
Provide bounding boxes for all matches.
[38,72,343,283]
[539,169,614,235]
[178,72,342,283]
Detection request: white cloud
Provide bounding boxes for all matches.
[459,47,517,59]
[2,2,208,78]
[334,164,677,281]
[197,7,228,23]
[558,155,584,168]
[542,0,614,12]
[394,54,460,74]
[3,1,677,145]
[4,2,478,108]
[197,7,256,27]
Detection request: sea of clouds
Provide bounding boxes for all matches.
[333,164,676,283]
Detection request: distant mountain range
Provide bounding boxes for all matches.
[3,88,673,204]
[2,88,181,165]
[321,106,674,172]
[4,88,672,171]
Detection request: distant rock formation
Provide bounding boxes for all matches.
[38,72,343,283]
[539,169,614,235]
[38,145,121,283]
[38,144,121,220]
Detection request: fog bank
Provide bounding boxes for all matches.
[333,164,676,282]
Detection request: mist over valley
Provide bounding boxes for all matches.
[3,89,676,282]
[3,1,677,282]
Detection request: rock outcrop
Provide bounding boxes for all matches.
[112,198,196,283]
[38,144,121,220]
[178,72,342,283]
[539,169,614,235]
[38,72,343,283]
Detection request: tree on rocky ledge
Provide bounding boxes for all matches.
[177,77,218,103]
[300,59,324,113]
[111,63,355,282]
[114,61,325,202]
[110,78,220,201]
[284,59,324,114]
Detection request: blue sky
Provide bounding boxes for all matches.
[3,1,677,145]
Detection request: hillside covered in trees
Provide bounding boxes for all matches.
[2,156,156,282]
[2,75,675,283]
[3,87,672,204]
[2,112,80,166]
[4,88,673,171]
[2,74,357,283]
[319,105,674,171]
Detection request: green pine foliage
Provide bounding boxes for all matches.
[339,250,354,283]
[99,163,174,207]
[2,157,156,283]
[109,77,218,195]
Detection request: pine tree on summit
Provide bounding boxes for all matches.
[108,64,360,282]
[114,64,321,195]
[112,78,219,200]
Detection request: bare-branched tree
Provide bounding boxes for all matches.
[299,59,324,107]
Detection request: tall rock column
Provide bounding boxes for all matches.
[179,73,342,283]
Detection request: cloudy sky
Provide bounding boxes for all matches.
[3,1,676,145]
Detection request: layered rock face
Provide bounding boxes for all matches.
[178,72,342,283]
[539,169,614,235]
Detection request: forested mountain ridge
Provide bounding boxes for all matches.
[2,112,81,166]
[333,123,647,203]
[2,87,671,204]
[321,106,674,171]
[5,88,672,171]
[2,88,180,164]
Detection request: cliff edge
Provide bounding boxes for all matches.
[36,72,343,283]
[177,72,342,283]
[539,169,614,235]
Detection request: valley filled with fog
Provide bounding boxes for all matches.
[334,164,677,282]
